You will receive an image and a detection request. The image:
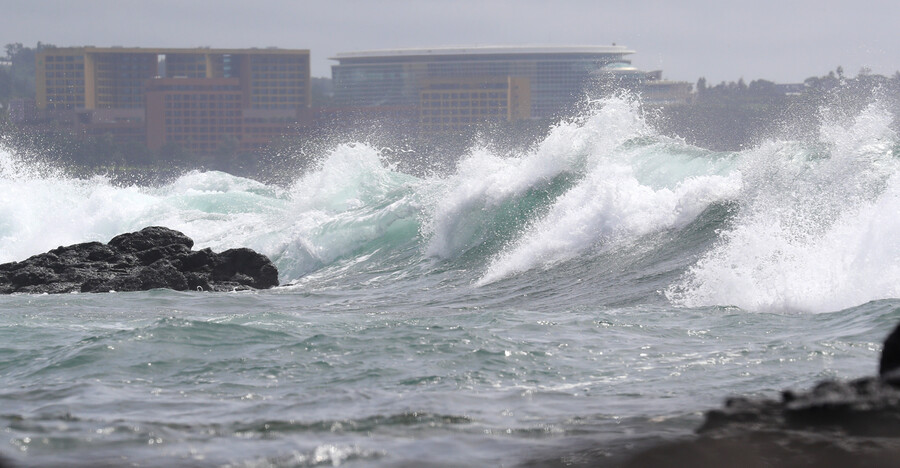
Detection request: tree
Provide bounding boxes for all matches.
[4,43,23,61]
[1,42,41,101]
[696,77,707,93]
[748,79,777,95]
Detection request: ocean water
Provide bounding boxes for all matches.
[1,97,899,467]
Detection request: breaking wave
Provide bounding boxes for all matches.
[1,96,897,313]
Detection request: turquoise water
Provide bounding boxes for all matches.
[1,97,899,466]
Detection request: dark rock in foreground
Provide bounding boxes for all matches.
[0,226,279,293]
[624,323,900,467]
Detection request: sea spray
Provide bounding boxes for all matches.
[273,143,421,280]
[477,166,741,285]
[1,95,897,312]
[0,154,283,266]
[668,102,900,312]
[422,97,652,260]
[0,145,153,262]
[1,95,737,287]
[467,98,741,284]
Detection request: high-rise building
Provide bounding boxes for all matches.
[144,78,244,155]
[35,47,311,154]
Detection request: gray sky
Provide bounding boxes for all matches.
[2,0,898,84]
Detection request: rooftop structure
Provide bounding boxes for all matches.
[332,45,636,60]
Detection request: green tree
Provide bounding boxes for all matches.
[1,42,46,101]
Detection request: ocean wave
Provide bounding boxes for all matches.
[1,95,898,312]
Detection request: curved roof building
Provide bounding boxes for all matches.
[330,45,636,120]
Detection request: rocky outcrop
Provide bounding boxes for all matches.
[624,323,900,467]
[0,226,279,293]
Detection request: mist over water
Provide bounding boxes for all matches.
[1,95,899,466]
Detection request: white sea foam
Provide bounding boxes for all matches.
[423,97,655,259]
[478,166,741,285]
[0,143,422,282]
[269,143,421,280]
[668,102,900,312]
[0,148,156,262]
[1,95,897,311]
[465,97,741,284]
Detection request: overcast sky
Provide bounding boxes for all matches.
[2,0,898,84]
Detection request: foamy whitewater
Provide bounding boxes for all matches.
[1,97,898,467]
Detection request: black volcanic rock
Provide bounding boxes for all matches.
[880,321,900,379]
[624,322,900,467]
[0,226,279,294]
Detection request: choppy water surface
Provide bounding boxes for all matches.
[1,97,898,466]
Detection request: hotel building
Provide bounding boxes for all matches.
[330,45,688,134]
[35,47,311,154]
